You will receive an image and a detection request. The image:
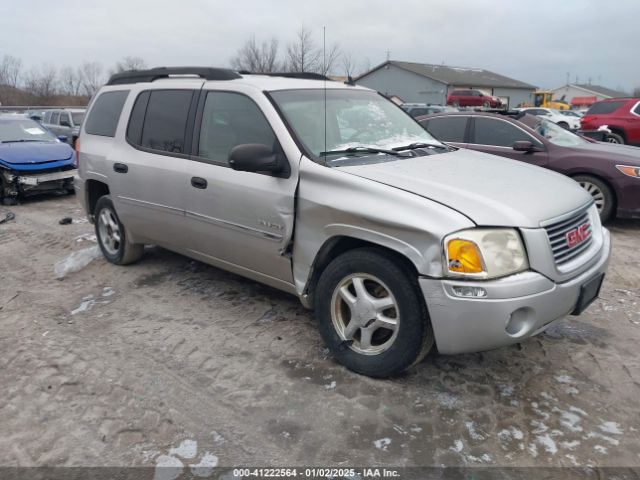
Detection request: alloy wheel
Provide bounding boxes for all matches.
[578,181,605,212]
[330,273,399,355]
[98,207,122,255]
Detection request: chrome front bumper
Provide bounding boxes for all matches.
[420,228,611,355]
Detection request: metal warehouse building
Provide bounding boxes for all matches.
[356,60,536,108]
[550,83,629,108]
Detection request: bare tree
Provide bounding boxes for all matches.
[341,51,357,78]
[321,43,341,76]
[0,55,22,88]
[79,62,105,97]
[230,36,280,72]
[285,26,322,73]
[112,56,147,74]
[23,64,58,101]
[59,66,83,96]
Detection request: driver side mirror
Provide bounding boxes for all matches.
[513,141,542,152]
[229,144,288,176]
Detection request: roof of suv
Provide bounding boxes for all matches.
[105,67,368,93]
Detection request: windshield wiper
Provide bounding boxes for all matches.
[320,146,409,157]
[392,142,449,151]
[1,139,46,143]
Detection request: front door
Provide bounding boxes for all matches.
[183,90,297,284]
[466,117,549,167]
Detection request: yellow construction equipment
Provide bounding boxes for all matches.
[522,91,570,110]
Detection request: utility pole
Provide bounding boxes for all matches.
[385,50,391,61]
[566,72,570,85]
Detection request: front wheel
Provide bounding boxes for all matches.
[574,175,615,222]
[315,248,434,378]
[94,195,143,265]
[558,121,569,129]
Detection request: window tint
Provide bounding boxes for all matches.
[633,102,640,115]
[126,91,150,145]
[60,112,71,125]
[423,116,467,143]
[85,90,129,137]
[51,112,60,125]
[198,91,277,163]
[140,90,193,153]
[473,117,536,147]
[586,101,625,115]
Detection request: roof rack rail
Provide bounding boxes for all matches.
[106,67,241,85]
[238,71,332,81]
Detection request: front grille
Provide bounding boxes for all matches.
[545,209,593,265]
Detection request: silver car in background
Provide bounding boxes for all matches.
[41,108,85,146]
[76,67,610,377]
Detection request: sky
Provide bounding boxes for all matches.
[1,0,638,92]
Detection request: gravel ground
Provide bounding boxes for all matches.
[1,194,639,471]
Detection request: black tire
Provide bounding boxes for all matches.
[314,248,434,378]
[573,175,615,222]
[482,101,490,109]
[94,195,143,265]
[605,133,624,144]
[558,121,569,129]
[452,101,459,108]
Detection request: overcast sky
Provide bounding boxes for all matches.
[2,0,638,91]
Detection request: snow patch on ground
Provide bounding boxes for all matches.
[599,421,623,435]
[169,439,198,459]
[465,421,486,441]
[373,438,391,451]
[536,433,558,455]
[554,375,574,384]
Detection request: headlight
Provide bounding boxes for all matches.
[444,228,529,279]
[616,165,640,178]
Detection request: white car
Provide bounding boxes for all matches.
[519,107,581,130]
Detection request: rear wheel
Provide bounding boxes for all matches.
[482,101,490,109]
[558,121,569,129]
[605,133,624,144]
[574,175,615,222]
[315,248,434,378]
[94,195,143,265]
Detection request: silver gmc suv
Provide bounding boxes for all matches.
[76,67,611,377]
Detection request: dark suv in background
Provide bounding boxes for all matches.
[580,98,640,145]
[447,89,503,108]
[418,111,640,221]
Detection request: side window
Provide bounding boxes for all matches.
[423,116,467,143]
[139,90,193,153]
[197,91,277,164]
[43,111,51,123]
[633,103,640,115]
[60,112,71,126]
[85,90,129,137]
[51,112,60,125]
[473,118,537,147]
[126,91,150,145]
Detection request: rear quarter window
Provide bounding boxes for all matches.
[85,90,129,137]
[586,101,625,115]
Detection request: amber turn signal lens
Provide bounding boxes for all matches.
[616,165,640,178]
[447,239,484,274]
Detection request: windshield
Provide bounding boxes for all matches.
[0,117,57,143]
[534,118,588,147]
[270,89,440,159]
[72,112,85,125]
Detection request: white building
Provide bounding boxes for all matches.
[550,83,629,108]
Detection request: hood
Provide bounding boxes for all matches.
[571,142,640,165]
[337,149,591,228]
[0,141,73,166]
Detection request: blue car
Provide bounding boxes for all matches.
[0,114,77,204]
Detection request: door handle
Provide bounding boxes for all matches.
[113,163,128,174]
[191,177,208,189]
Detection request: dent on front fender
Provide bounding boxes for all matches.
[292,157,474,295]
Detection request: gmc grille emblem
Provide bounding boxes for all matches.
[566,223,590,248]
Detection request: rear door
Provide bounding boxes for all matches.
[108,86,198,245]
[466,116,549,167]
[420,115,469,148]
[182,88,297,284]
